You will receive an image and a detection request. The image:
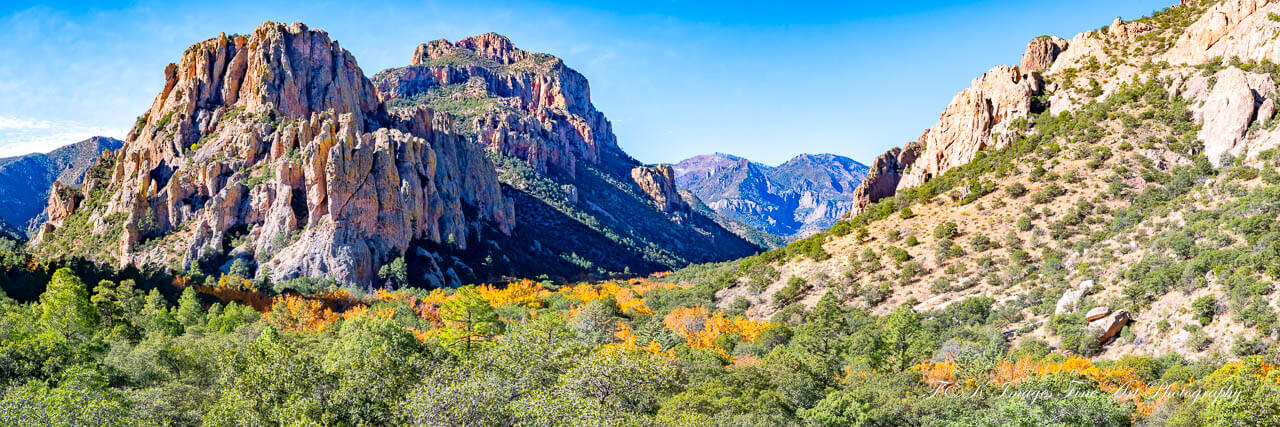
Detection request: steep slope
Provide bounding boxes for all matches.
[674,153,868,237]
[33,24,758,289]
[677,0,1280,359]
[371,34,760,279]
[0,218,18,241]
[33,23,516,287]
[0,136,122,234]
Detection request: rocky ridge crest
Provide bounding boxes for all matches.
[36,22,515,286]
[850,0,1280,212]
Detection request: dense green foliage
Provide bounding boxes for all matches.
[2,255,1277,425]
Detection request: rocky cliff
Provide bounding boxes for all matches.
[0,136,122,235]
[674,153,869,238]
[368,34,760,281]
[849,141,920,211]
[630,164,690,221]
[851,0,1280,214]
[34,24,758,287]
[34,23,515,287]
[894,66,1043,191]
[374,33,615,177]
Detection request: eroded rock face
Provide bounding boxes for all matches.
[1021,36,1069,74]
[374,33,616,176]
[850,141,921,213]
[39,182,82,236]
[36,22,514,287]
[1164,0,1280,65]
[631,165,690,221]
[1181,67,1276,164]
[898,66,1042,191]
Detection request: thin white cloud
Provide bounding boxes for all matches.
[0,115,126,158]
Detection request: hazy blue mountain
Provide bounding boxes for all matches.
[0,136,122,235]
[674,153,868,238]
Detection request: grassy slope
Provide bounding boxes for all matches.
[669,1,1280,359]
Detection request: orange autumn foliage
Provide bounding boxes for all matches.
[662,306,770,350]
[342,305,370,320]
[608,321,671,358]
[476,279,546,308]
[193,279,272,311]
[918,356,958,391]
[268,294,340,332]
[172,275,194,288]
[985,356,1180,416]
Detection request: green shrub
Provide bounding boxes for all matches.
[886,247,911,264]
[933,221,959,240]
[1006,183,1028,198]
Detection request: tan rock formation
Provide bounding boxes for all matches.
[850,141,921,213]
[36,22,515,287]
[1020,36,1069,73]
[631,165,690,220]
[1181,67,1276,164]
[1164,0,1280,65]
[37,182,82,238]
[1094,310,1132,345]
[897,66,1042,191]
[1085,306,1112,322]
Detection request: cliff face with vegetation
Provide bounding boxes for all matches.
[370,34,759,281]
[33,24,757,288]
[34,23,515,287]
[678,0,1280,360]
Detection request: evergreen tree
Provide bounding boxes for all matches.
[176,287,205,328]
[439,286,502,357]
[39,268,98,335]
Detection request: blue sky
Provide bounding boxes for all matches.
[0,0,1175,164]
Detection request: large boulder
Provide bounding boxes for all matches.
[1085,306,1111,322]
[1055,289,1085,315]
[1092,310,1132,345]
[1185,68,1275,164]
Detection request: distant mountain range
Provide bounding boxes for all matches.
[0,136,122,236]
[674,153,869,238]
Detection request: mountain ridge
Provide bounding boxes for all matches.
[673,152,868,238]
[31,23,758,288]
[0,136,122,236]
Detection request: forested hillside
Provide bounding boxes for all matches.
[0,239,1274,425]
